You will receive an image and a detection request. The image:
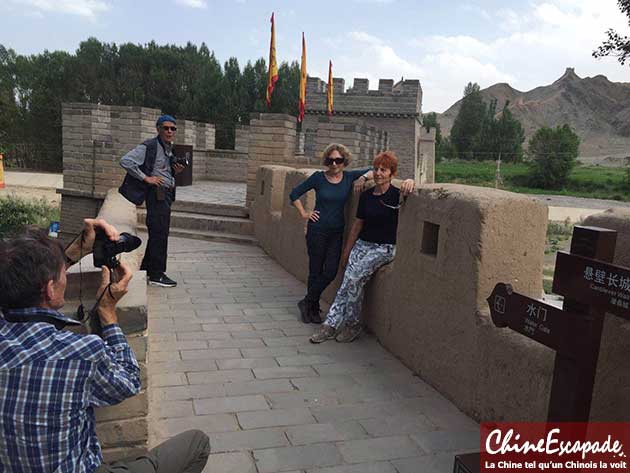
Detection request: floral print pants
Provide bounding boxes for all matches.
[324,239,395,329]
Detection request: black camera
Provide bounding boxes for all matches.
[173,152,190,167]
[93,230,142,269]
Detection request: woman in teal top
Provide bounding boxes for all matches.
[290,143,413,324]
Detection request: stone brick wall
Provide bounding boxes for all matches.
[59,103,215,240]
[245,113,297,208]
[307,116,388,170]
[305,77,432,180]
[234,125,250,154]
[417,127,436,184]
[204,149,247,182]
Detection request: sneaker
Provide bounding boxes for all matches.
[309,324,336,344]
[148,273,177,288]
[335,323,363,343]
[298,298,311,324]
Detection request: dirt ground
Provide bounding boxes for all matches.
[0,186,60,206]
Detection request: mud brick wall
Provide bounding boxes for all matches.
[253,166,629,423]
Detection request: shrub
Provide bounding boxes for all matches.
[0,195,59,238]
[527,125,580,189]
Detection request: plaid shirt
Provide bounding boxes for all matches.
[0,307,141,473]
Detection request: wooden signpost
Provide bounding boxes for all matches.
[453,226,630,473]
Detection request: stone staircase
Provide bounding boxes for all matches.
[137,200,257,245]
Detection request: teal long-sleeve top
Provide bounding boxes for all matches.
[289,168,369,232]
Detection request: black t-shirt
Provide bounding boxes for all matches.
[356,186,400,244]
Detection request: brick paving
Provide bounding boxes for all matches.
[146,236,479,473]
[176,181,246,207]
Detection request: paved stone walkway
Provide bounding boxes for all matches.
[176,181,246,207]
[146,236,479,473]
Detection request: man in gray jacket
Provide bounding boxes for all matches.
[119,114,184,288]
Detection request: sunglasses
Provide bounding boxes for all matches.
[324,157,345,166]
[161,126,177,132]
[379,195,407,210]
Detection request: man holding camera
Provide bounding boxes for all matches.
[119,114,185,288]
[0,219,210,472]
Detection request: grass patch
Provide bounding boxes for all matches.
[0,195,60,238]
[435,160,630,201]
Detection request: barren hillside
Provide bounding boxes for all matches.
[437,68,630,159]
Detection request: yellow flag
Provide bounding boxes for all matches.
[327,60,333,116]
[266,12,278,107]
[298,33,307,122]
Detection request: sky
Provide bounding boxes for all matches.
[1,0,629,113]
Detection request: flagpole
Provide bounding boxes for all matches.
[326,60,333,119]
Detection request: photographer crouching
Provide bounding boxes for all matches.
[0,218,209,473]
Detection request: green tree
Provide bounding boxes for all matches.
[528,125,580,189]
[496,104,525,162]
[422,112,445,161]
[593,0,630,65]
[268,61,300,115]
[450,82,486,159]
[0,45,19,148]
[0,38,304,168]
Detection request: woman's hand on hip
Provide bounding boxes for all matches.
[301,210,320,223]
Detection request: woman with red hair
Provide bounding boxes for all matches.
[310,151,414,343]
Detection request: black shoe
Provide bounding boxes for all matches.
[298,298,311,323]
[148,273,177,288]
[309,301,323,324]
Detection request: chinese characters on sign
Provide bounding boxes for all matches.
[553,251,630,321]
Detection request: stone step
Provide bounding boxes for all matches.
[140,200,248,218]
[137,224,257,246]
[138,210,254,236]
[171,200,249,218]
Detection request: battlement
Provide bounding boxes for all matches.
[305,77,422,117]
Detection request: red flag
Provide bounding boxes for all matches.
[298,33,307,123]
[326,60,333,116]
[266,12,279,107]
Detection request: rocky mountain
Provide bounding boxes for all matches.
[437,68,630,159]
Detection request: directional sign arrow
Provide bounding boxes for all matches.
[553,251,630,321]
[487,283,567,351]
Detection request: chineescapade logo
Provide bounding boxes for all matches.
[480,423,630,472]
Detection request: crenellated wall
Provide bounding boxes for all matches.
[304,77,429,180]
[252,165,630,422]
[245,113,425,209]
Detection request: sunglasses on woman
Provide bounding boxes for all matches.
[161,126,177,132]
[324,157,345,166]
[379,195,407,210]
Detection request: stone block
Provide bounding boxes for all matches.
[237,407,315,429]
[208,428,289,453]
[253,443,343,473]
[95,391,148,422]
[96,417,148,448]
[337,436,422,463]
